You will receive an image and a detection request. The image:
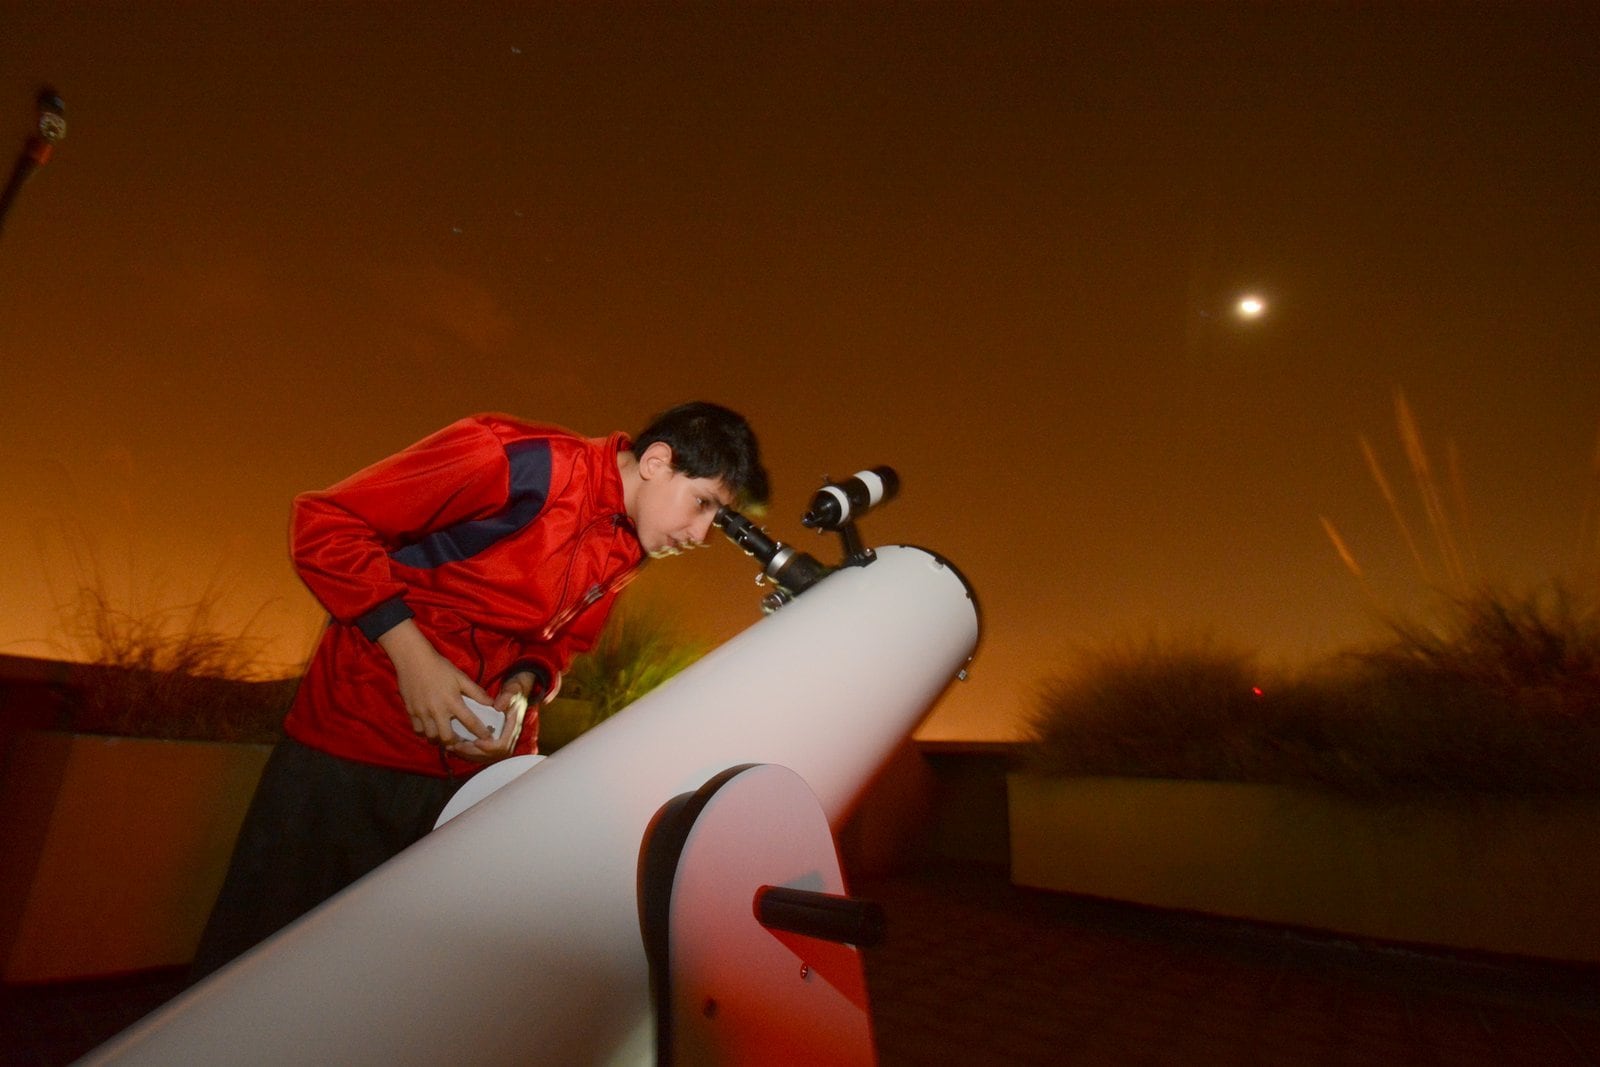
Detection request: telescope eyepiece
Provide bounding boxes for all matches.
[714,506,774,558]
[715,505,827,605]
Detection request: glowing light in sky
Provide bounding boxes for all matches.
[1235,295,1266,320]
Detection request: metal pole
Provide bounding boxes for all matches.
[0,88,66,239]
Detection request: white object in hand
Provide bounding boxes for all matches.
[452,697,505,742]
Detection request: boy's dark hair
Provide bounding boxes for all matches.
[634,402,770,510]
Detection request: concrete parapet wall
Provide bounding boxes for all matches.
[1010,773,1600,964]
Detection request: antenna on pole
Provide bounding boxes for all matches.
[0,87,67,239]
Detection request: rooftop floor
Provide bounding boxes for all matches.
[5,862,1598,1065]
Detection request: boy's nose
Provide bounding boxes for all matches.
[691,514,716,543]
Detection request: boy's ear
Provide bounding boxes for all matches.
[639,441,676,478]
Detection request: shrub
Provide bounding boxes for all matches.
[1024,637,1272,783]
[1024,587,1600,800]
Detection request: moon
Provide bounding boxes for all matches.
[1235,294,1266,320]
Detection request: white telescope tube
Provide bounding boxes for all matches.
[85,545,978,1066]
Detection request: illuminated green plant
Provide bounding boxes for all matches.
[560,606,706,732]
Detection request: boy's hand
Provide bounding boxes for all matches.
[376,620,493,744]
[500,668,562,707]
[445,726,516,764]
[448,670,554,764]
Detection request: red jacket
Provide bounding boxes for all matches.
[283,415,646,776]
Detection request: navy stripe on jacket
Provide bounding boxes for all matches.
[389,439,553,569]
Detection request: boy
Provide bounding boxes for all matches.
[191,402,768,979]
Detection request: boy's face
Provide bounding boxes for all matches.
[632,443,735,557]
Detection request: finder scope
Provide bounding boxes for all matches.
[801,467,899,531]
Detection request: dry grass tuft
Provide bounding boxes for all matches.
[39,517,297,743]
[55,584,295,743]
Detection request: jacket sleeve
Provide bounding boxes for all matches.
[290,417,517,639]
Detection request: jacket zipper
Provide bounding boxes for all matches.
[540,514,643,641]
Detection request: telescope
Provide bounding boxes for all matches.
[87,461,977,1066]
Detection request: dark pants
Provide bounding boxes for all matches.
[190,737,462,982]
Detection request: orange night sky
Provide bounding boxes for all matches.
[3,4,1598,740]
